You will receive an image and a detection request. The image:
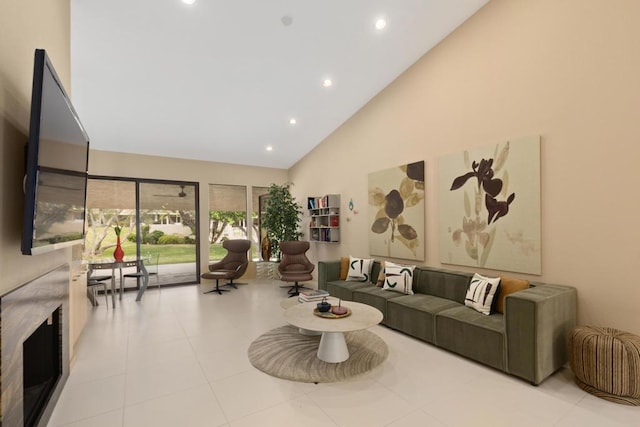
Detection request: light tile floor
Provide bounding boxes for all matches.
[48,279,639,427]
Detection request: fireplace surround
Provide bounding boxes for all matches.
[1,265,70,427]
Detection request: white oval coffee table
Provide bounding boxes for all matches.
[284,301,383,363]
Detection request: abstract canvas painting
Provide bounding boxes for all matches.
[369,161,425,261]
[438,136,541,274]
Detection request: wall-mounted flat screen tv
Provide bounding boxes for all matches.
[21,49,90,255]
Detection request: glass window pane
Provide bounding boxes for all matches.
[139,182,198,285]
[84,179,136,261]
[252,186,269,260]
[208,184,247,261]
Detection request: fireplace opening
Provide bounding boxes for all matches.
[22,305,62,427]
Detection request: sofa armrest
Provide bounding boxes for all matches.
[505,283,577,384]
[318,261,341,291]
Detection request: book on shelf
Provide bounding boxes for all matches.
[298,289,329,301]
[308,195,339,210]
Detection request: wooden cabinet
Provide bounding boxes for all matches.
[307,195,340,243]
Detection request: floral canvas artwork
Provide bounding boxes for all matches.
[369,161,425,261]
[438,136,541,274]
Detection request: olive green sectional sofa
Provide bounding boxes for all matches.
[318,260,577,385]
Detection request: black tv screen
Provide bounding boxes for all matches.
[22,49,90,255]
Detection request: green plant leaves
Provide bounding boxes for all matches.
[262,183,303,256]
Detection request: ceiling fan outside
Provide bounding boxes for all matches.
[153,185,187,198]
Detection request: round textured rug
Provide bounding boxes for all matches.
[248,325,388,383]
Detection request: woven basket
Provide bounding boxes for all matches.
[568,326,640,405]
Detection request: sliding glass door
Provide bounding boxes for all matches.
[84,177,199,289]
[139,181,199,286]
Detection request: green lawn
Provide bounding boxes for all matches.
[116,241,227,264]
[87,232,227,265]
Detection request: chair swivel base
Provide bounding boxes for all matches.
[219,279,247,291]
[203,278,230,295]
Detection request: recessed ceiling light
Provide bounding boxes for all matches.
[375,18,387,30]
[266,145,273,151]
[322,79,333,88]
[289,118,297,125]
[182,0,196,5]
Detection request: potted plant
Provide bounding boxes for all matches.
[262,183,303,260]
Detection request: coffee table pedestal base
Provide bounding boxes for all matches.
[318,332,349,363]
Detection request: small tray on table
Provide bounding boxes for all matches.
[313,307,352,319]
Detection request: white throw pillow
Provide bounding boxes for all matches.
[465,273,501,315]
[345,256,374,282]
[382,262,415,295]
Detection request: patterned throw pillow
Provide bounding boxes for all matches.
[465,273,501,315]
[382,262,415,295]
[346,256,374,282]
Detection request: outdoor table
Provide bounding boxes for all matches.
[86,257,149,308]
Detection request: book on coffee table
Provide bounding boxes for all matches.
[298,289,329,302]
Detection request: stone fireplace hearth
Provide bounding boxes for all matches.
[1,265,70,427]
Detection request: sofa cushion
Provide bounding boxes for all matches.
[413,268,472,304]
[375,261,386,287]
[435,306,505,370]
[346,256,374,282]
[325,280,371,301]
[464,273,501,315]
[495,276,529,314]
[352,286,404,323]
[339,257,349,280]
[387,295,460,343]
[382,262,415,295]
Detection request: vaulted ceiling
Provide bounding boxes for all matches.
[71,0,488,169]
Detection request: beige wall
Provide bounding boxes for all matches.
[88,149,288,271]
[3,0,638,337]
[289,0,640,334]
[0,1,71,296]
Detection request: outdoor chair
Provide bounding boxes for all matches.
[123,253,160,290]
[86,265,113,307]
[87,278,109,307]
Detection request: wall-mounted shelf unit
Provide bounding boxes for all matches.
[307,194,340,243]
